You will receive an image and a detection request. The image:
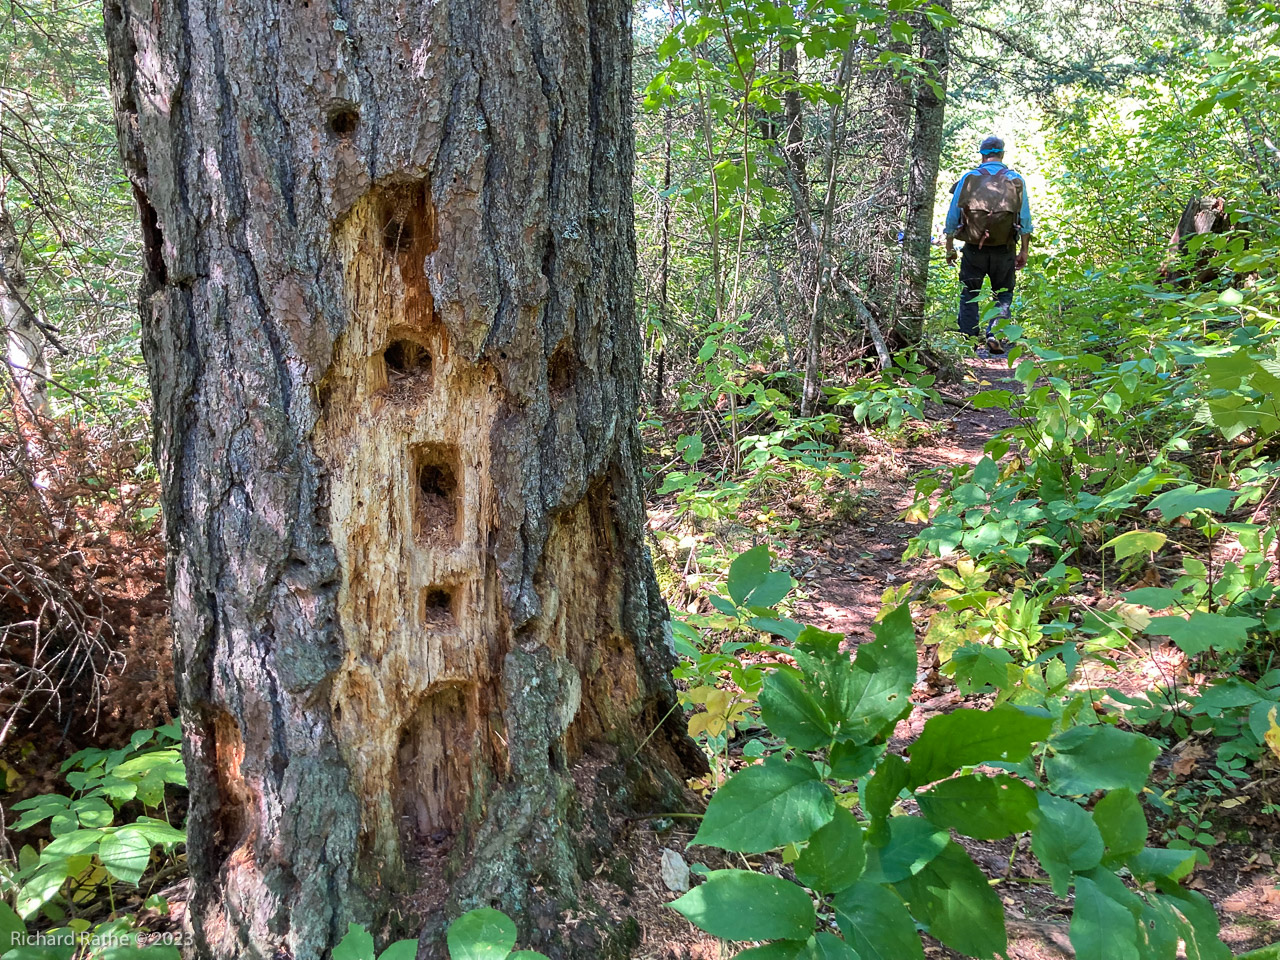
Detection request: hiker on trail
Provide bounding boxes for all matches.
[944,136,1034,354]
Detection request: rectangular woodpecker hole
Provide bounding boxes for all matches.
[412,444,461,547]
[381,335,433,398]
[421,584,457,626]
[395,685,475,853]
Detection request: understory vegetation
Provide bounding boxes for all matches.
[3,0,1280,957]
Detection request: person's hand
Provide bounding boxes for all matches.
[946,247,957,265]
[1016,251,1028,270]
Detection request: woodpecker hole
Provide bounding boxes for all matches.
[413,446,460,546]
[328,106,360,137]
[421,585,456,626]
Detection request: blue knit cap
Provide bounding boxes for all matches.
[980,135,1005,155]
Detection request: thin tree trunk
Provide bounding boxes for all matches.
[652,95,673,408]
[104,2,699,957]
[867,35,912,321]
[0,210,49,417]
[779,44,808,199]
[897,1,951,343]
[800,43,857,416]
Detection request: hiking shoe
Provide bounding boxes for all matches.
[986,336,1005,355]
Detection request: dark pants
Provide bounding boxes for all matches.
[957,243,1017,339]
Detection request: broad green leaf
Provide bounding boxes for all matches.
[1070,874,1140,960]
[733,942,809,960]
[446,908,517,960]
[972,390,1014,410]
[834,881,924,960]
[972,457,999,490]
[945,644,1013,694]
[737,942,855,960]
[1187,95,1217,117]
[1147,485,1235,520]
[1045,725,1160,795]
[17,861,68,919]
[670,870,816,941]
[378,942,422,960]
[734,934,858,960]
[828,603,916,744]
[1154,884,1231,960]
[829,742,879,780]
[42,829,105,859]
[863,816,949,884]
[748,571,794,608]
[100,948,181,960]
[1146,611,1259,656]
[908,705,1052,787]
[0,900,26,953]
[1129,846,1197,882]
[98,828,153,885]
[1104,530,1166,560]
[727,545,772,605]
[1138,899,1181,959]
[895,841,1008,959]
[1031,795,1104,896]
[1092,789,1147,863]
[794,807,865,894]
[917,774,1037,840]
[693,755,834,852]
[676,433,704,465]
[761,669,833,750]
[333,923,376,960]
[807,933,859,960]
[71,797,114,829]
[864,754,909,841]
[1121,587,1181,608]
[129,816,187,846]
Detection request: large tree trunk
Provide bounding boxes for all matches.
[896,1,951,344]
[103,2,698,957]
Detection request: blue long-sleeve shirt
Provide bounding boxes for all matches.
[944,161,1034,238]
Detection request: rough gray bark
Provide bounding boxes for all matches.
[103,1,698,957]
[866,35,912,322]
[897,2,951,343]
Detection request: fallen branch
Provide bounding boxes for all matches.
[831,268,892,370]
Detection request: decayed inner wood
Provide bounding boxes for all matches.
[316,179,651,884]
[316,180,505,872]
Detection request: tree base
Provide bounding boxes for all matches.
[410,743,697,959]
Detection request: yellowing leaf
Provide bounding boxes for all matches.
[1266,707,1280,762]
[1105,530,1167,561]
[1116,603,1152,632]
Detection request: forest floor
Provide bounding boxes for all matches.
[640,353,1280,960]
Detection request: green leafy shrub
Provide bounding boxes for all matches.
[2,724,185,923]
[668,550,1229,960]
[333,907,550,960]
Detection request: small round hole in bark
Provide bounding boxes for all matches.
[327,106,359,137]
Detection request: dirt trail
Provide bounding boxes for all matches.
[779,353,1280,960]
[789,354,1018,639]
